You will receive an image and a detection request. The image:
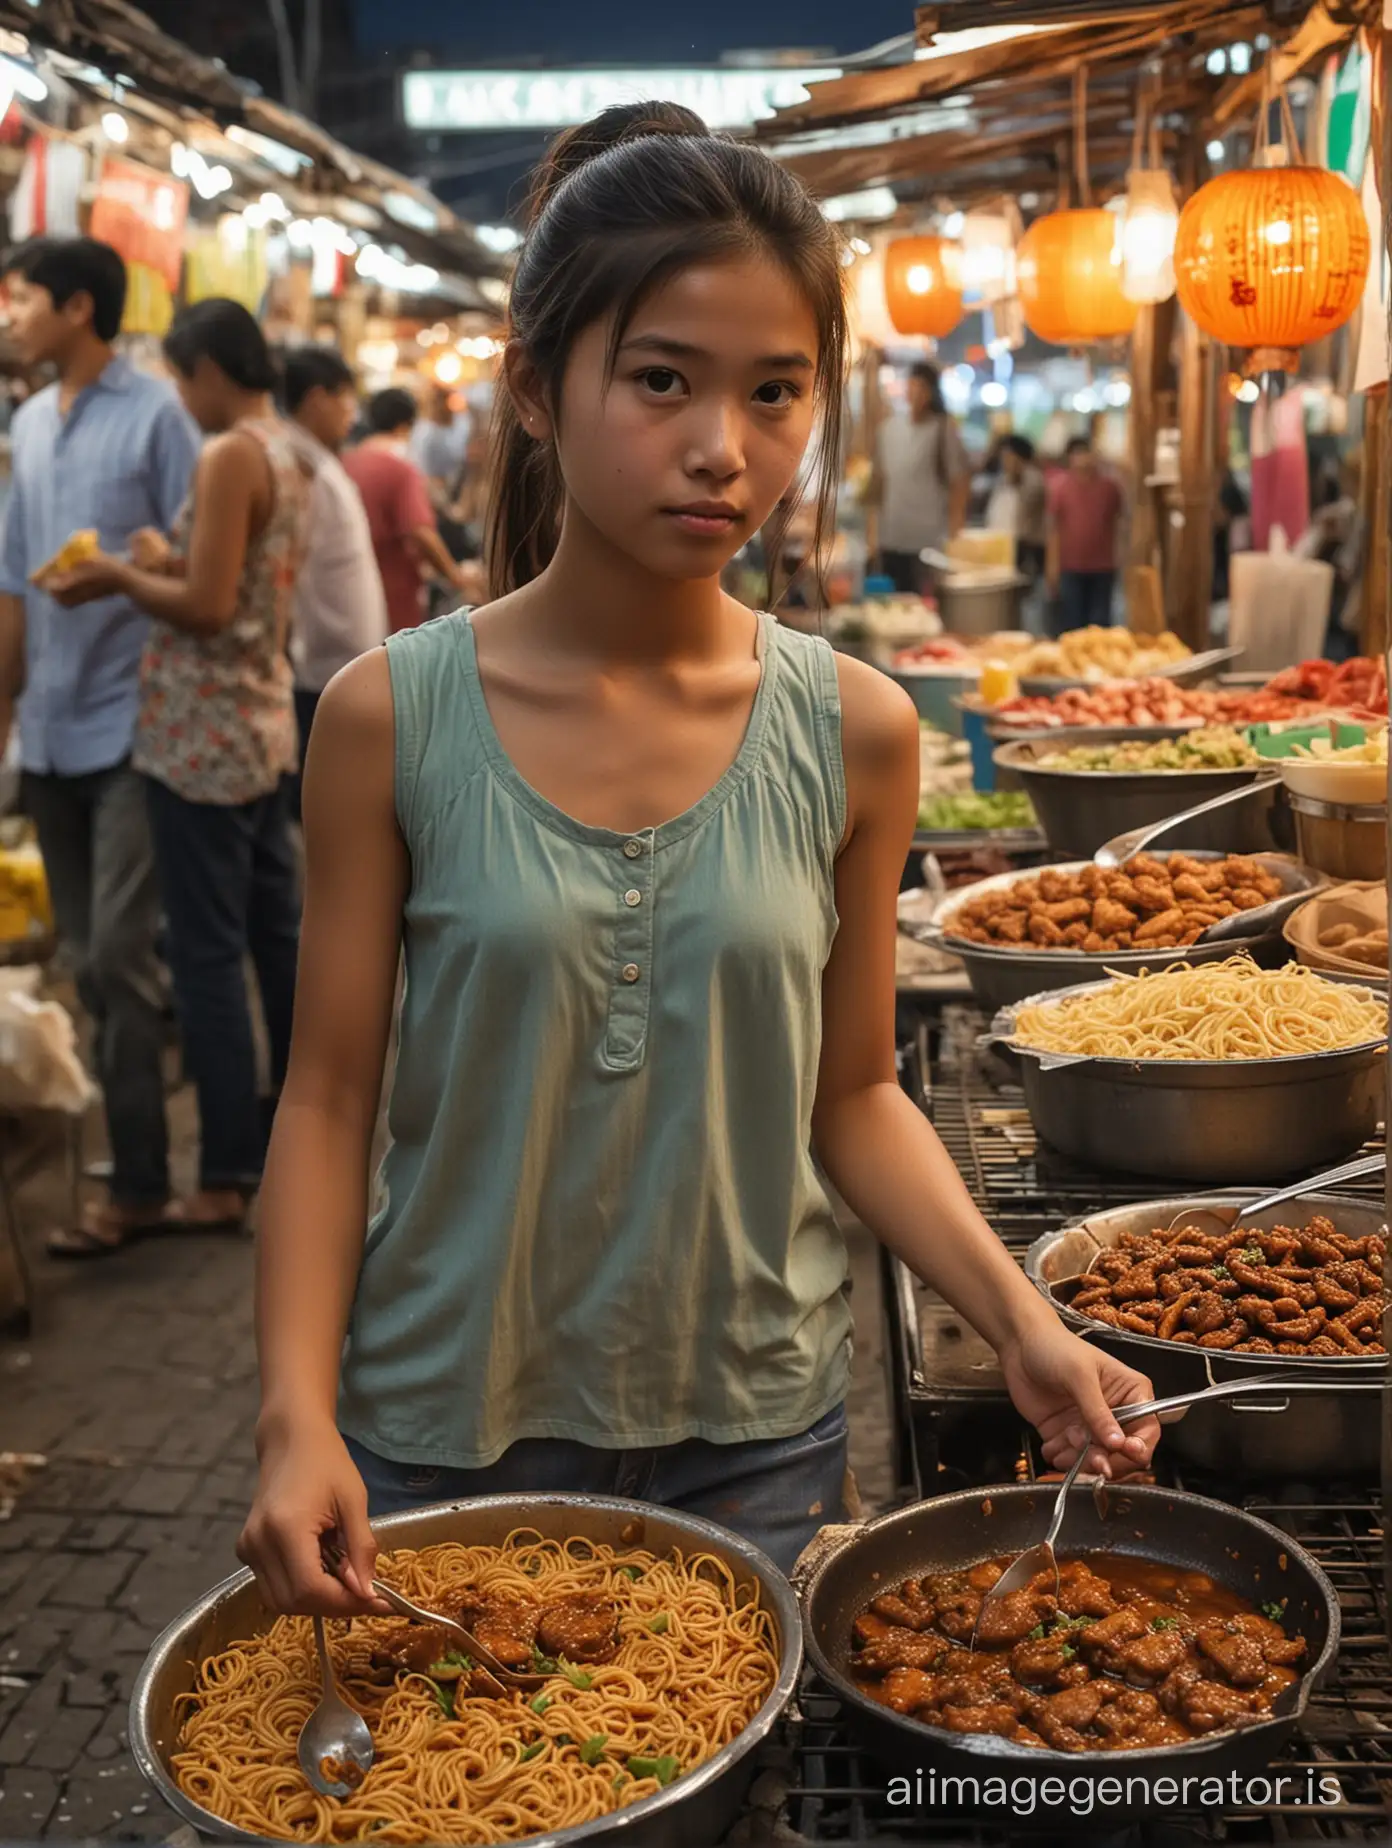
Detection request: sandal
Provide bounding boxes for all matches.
[46,1199,174,1260]
[159,1190,250,1235]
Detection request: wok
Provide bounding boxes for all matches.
[130,1494,802,1848]
[802,1485,1340,1825]
[1025,1193,1386,1478]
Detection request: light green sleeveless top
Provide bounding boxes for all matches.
[337,608,852,1468]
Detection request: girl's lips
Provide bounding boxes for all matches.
[666,509,740,536]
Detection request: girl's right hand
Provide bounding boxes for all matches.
[237,1419,386,1616]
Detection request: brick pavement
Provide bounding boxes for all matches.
[0,1085,899,1842]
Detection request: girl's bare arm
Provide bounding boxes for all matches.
[238,648,407,1613]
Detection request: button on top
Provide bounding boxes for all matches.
[623,839,643,859]
[623,888,642,908]
[621,963,641,983]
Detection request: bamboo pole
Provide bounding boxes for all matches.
[1173,306,1215,650]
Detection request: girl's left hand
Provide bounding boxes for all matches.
[999,1318,1159,1479]
[46,554,127,605]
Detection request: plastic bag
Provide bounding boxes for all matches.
[1227,527,1334,676]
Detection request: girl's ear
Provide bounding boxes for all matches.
[503,340,553,443]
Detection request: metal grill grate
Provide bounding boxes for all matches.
[782,1501,1392,1844]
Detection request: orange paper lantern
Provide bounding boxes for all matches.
[1015,208,1138,344]
[883,236,964,338]
[1173,165,1370,358]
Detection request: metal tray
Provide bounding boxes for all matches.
[913,854,1320,1011]
[1025,1193,1386,1478]
[989,975,1388,1184]
[129,1494,803,1848]
[1016,647,1243,700]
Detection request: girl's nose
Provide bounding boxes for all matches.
[685,403,744,480]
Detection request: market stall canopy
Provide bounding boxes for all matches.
[0,0,506,292]
[757,0,1365,207]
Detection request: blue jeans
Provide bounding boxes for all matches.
[343,1402,848,1576]
[145,774,301,1191]
[1056,569,1116,633]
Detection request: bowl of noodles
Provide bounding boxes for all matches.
[129,1494,802,1848]
[987,956,1387,1184]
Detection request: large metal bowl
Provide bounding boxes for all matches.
[129,1494,803,1848]
[990,977,1387,1184]
[1025,1193,1386,1478]
[994,732,1281,859]
[917,853,1319,1011]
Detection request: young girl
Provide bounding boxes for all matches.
[51,299,307,1235]
[238,104,1157,1613]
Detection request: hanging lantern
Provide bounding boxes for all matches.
[1015,208,1139,344]
[1173,163,1370,366]
[882,235,964,338]
[1118,168,1179,303]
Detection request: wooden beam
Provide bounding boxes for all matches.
[1173,306,1216,650]
[1210,3,1356,128]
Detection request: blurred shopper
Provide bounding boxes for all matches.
[410,385,468,506]
[987,434,1048,585]
[344,389,475,631]
[870,361,969,594]
[281,347,388,815]
[48,299,310,1233]
[1046,434,1123,633]
[0,235,199,1256]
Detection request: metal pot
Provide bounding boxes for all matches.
[936,574,1028,638]
[917,854,1319,1012]
[801,1485,1340,1822]
[994,733,1282,860]
[991,978,1387,1184]
[129,1494,802,1848]
[1025,1194,1387,1478]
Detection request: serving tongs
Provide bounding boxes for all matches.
[970,1372,1379,1649]
[320,1539,545,1694]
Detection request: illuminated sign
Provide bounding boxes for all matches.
[401,67,841,133]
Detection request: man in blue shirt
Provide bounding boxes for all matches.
[0,236,200,1254]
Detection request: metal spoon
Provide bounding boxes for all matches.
[1093,773,1281,868]
[296,1615,374,1799]
[970,1373,1291,1647]
[1160,1151,1387,1239]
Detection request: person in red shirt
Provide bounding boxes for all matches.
[342,389,476,631]
[1045,434,1124,634]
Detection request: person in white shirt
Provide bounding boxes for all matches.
[870,361,970,594]
[281,347,389,817]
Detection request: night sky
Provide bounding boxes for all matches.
[352,0,910,59]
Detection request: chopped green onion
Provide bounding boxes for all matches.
[530,1647,559,1675]
[1027,1623,1046,1641]
[558,1658,592,1690]
[529,1693,551,1716]
[555,1733,572,1748]
[431,1681,455,1718]
[1151,1617,1180,1632]
[1059,1646,1077,1662]
[1261,1600,1287,1622]
[428,1653,472,1680]
[619,1565,643,1581]
[611,1772,627,1795]
[627,1755,680,1787]
[1212,1266,1230,1281]
[579,1734,608,1765]
[648,1614,670,1634]
[519,1740,545,1762]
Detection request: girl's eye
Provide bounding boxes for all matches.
[753,381,799,407]
[637,368,683,396]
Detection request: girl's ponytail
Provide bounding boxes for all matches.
[486,98,847,602]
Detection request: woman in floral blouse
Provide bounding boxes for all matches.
[50,299,311,1232]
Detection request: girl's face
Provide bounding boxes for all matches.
[173,355,233,434]
[529,253,821,581]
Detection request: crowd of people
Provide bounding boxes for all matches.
[0,233,483,1254]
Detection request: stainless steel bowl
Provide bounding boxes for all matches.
[919,853,1319,1012]
[129,1494,803,1848]
[1025,1194,1386,1477]
[994,732,1281,860]
[936,574,1027,637]
[991,977,1387,1184]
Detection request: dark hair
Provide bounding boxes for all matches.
[164,298,278,392]
[4,236,127,342]
[282,344,355,414]
[1003,433,1035,462]
[488,100,847,600]
[366,387,419,435]
[908,361,945,414]
[1065,434,1094,458]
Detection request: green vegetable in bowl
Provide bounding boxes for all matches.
[916,789,1037,832]
[1038,727,1261,773]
